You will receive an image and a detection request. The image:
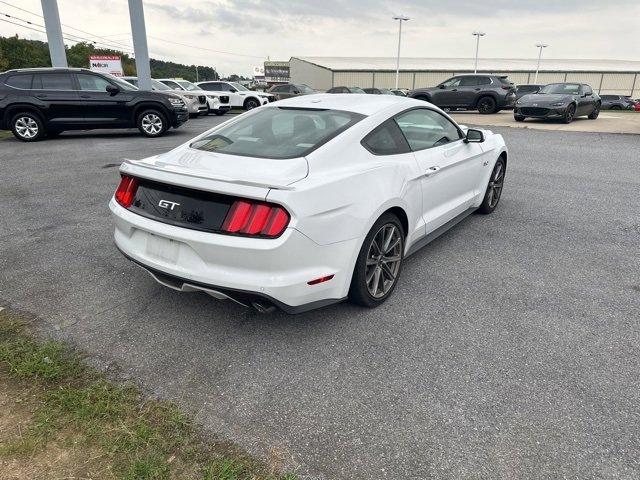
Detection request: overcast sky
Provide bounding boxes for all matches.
[1,0,638,76]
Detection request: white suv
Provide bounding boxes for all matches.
[196,81,275,110]
[157,78,231,116]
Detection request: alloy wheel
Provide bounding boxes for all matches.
[365,223,403,298]
[478,98,495,114]
[141,113,163,135]
[487,161,505,208]
[15,116,38,139]
[246,100,259,110]
[565,105,575,122]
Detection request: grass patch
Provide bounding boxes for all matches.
[0,130,12,140]
[0,308,297,480]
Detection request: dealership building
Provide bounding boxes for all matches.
[289,57,640,96]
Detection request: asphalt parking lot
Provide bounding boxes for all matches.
[1,116,639,479]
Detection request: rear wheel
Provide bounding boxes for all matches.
[477,96,497,114]
[349,213,405,308]
[477,157,506,214]
[562,104,576,124]
[514,114,525,122]
[214,110,226,116]
[137,109,168,137]
[610,105,621,110]
[11,112,45,142]
[588,103,600,119]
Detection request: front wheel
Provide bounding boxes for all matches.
[244,98,260,110]
[514,114,525,122]
[477,157,506,214]
[563,104,576,124]
[588,103,600,120]
[214,110,226,116]
[11,112,45,142]
[349,213,405,308]
[137,109,168,138]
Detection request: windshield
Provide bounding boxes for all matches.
[108,75,138,91]
[231,82,249,91]
[177,80,200,91]
[299,84,314,94]
[190,107,365,159]
[152,79,172,91]
[348,87,365,93]
[540,83,581,95]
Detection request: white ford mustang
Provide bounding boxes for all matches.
[110,94,507,313]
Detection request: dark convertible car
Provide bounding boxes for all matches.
[514,83,600,123]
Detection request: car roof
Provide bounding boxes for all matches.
[4,67,92,73]
[270,93,419,116]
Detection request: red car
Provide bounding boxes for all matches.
[634,102,640,112]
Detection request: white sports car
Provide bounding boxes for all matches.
[110,95,507,313]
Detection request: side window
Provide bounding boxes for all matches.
[362,119,411,156]
[583,85,593,95]
[76,74,112,91]
[272,85,285,93]
[35,73,73,90]
[459,77,479,87]
[477,76,492,85]
[5,74,32,89]
[395,109,462,151]
[198,83,214,91]
[441,77,462,88]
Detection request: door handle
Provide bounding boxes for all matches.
[474,88,481,91]
[451,89,458,92]
[424,166,441,177]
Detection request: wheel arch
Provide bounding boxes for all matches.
[473,92,498,108]
[132,102,171,124]
[384,206,409,238]
[4,104,46,125]
[243,96,261,108]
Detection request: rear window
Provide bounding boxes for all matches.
[190,107,365,159]
[5,74,32,89]
[497,76,512,85]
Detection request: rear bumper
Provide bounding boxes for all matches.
[109,199,358,313]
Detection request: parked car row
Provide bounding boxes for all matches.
[0,67,192,141]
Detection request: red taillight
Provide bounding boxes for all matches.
[114,175,139,208]
[501,85,513,90]
[221,199,290,238]
[308,275,334,285]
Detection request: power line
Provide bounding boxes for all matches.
[147,35,264,59]
[0,0,133,51]
[0,15,136,55]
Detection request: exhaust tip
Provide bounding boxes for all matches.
[251,301,277,314]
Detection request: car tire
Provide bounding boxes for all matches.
[610,105,621,110]
[349,213,405,308]
[563,104,576,124]
[588,103,601,120]
[189,113,198,119]
[10,112,46,142]
[514,114,525,122]
[477,156,506,215]
[477,96,497,114]
[214,110,226,116]
[244,98,260,110]
[137,109,168,138]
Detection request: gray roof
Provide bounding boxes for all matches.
[292,57,640,73]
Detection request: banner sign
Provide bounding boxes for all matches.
[89,55,124,77]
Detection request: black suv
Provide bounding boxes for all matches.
[0,68,189,141]
[409,74,516,114]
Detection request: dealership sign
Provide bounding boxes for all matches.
[89,55,124,77]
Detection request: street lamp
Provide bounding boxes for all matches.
[534,43,548,83]
[393,15,410,90]
[472,31,485,73]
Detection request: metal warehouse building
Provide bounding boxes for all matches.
[289,57,640,96]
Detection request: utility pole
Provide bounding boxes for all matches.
[534,43,548,83]
[128,0,152,90]
[472,32,485,73]
[393,15,410,90]
[195,65,199,82]
[40,0,67,67]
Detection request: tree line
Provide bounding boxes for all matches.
[0,35,248,82]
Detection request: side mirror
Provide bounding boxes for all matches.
[293,89,300,94]
[465,129,484,143]
[438,84,446,89]
[106,84,120,95]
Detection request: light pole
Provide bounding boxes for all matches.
[393,15,410,89]
[534,43,548,83]
[195,65,199,82]
[472,31,485,73]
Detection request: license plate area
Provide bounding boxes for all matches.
[146,233,179,264]
[130,179,234,233]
